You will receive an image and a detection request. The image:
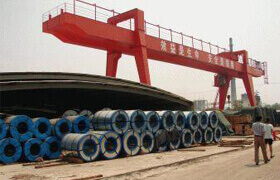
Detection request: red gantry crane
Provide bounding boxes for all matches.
[42,0,268,110]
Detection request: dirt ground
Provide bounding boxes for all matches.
[0,145,240,180]
[145,141,280,180]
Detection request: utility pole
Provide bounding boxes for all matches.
[230,37,237,108]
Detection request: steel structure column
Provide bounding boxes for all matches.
[106,52,122,77]
[242,74,256,106]
[229,38,237,107]
[106,9,151,85]
[219,50,256,108]
[218,76,231,110]
[215,50,256,109]
[240,51,256,106]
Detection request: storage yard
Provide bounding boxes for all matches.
[0,108,223,162]
[1,0,280,180]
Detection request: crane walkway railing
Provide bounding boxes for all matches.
[42,0,265,72]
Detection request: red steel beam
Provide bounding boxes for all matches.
[42,4,266,109]
[43,13,263,79]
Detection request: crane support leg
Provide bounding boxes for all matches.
[106,8,151,85]
[134,46,150,84]
[219,76,231,110]
[216,50,256,108]
[133,22,150,85]
[106,52,122,77]
[242,74,256,106]
[237,50,256,107]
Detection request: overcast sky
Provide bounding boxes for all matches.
[1,0,279,105]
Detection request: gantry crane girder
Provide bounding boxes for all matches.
[42,1,266,110]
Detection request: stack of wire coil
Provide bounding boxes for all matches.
[0,109,223,164]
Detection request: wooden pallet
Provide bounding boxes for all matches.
[234,123,252,136]
[226,115,252,125]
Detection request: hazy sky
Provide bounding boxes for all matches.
[1,0,279,105]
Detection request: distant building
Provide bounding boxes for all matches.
[255,92,262,106]
[241,93,261,107]
[194,100,208,111]
[241,93,250,107]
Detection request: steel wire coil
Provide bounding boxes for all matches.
[140,130,154,154]
[144,111,160,134]
[93,110,130,134]
[32,117,52,140]
[5,115,34,142]
[44,136,61,159]
[24,138,46,162]
[61,133,100,162]
[0,138,22,164]
[93,131,121,160]
[66,116,90,133]
[122,130,141,156]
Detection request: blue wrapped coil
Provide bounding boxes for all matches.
[24,138,46,162]
[206,111,219,128]
[173,111,185,130]
[61,133,100,162]
[202,127,214,144]
[122,130,141,156]
[93,131,121,160]
[32,117,52,140]
[169,128,181,150]
[181,129,193,148]
[44,136,61,159]
[197,111,209,130]
[140,130,154,154]
[183,111,200,131]
[154,129,168,152]
[126,110,147,133]
[66,116,90,133]
[5,115,34,142]
[49,118,72,138]
[93,110,129,134]
[157,111,175,132]
[213,126,223,143]
[0,119,8,140]
[144,111,160,133]
[193,129,203,144]
[0,138,22,164]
